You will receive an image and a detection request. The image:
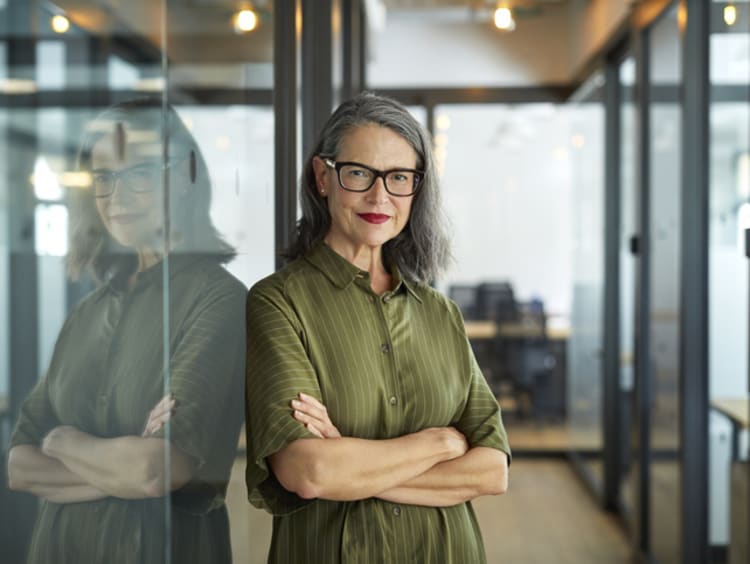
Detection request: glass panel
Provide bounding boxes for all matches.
[619,55,637,524]
[567,78,606,486]
[708,2,750,560]
[1,1,274,562]
[648,7,682,563]
[436,102,574,451]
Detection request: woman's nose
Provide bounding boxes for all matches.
[109,176,132,204]
[367,176,389,202]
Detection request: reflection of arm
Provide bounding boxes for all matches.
[39,425,193,499]
[269,427,467,501]
[7,445,107,503]
[376,447,508,507]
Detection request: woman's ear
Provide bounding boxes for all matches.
[311,156,329,196]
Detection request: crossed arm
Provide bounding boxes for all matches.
[7,395,194,503]
[269,394,508,507]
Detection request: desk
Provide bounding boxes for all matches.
[463,321,569,341]
[711,397,749,460]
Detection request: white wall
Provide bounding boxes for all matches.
[437,103,574,317]
[368,7,572,87]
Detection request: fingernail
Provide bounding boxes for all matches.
[299,393,308,400]
[291,399,300,407]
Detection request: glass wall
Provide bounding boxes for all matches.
[619,55,637,521]
[567,78,606,486]
[648,6,682,563]
[0,1,273,562]
[435,102,586,453]
[708,1,750,560]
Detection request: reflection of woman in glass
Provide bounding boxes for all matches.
[245,93,510,563]
[7,99,245,563]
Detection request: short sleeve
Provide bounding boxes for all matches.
[9,375,59,448]
[455,352,512,464]
[151,275,246,473]
[244,281,321,515]
[449,303,512,465]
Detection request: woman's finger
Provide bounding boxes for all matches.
[293,395,329,422]
[149,396,176,419]
[306,422,324,439]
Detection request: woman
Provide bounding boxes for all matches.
[7,99,246,563]
[245,92,511,563]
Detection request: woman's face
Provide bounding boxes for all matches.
[91,125,164,250]
[314,124,418,253]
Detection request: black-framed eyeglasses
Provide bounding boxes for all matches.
[323,158,423,197]
[91,157,186,199]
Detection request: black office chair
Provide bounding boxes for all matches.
[448,284,479,321]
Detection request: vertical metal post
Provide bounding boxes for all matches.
[603,57,622,513]
[680,0,710,562]
[301,0,333,158]
[633,26,652,560]
[342,0,364,100]
[274,0,299,268]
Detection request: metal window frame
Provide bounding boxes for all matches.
[679,0,710,562]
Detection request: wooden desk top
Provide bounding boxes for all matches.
[463,321,569,341]
[712,398,750,429]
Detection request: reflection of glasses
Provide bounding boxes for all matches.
[92,158,185,198]
[323,158,423,197]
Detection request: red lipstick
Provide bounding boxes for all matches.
[358,213,390,224]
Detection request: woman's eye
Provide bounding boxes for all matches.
[348,168,368,178]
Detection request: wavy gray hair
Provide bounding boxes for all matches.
[285,92,451,283]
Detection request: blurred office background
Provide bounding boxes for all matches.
[0,1,748,563]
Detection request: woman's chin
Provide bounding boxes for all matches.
[108,227,161,251]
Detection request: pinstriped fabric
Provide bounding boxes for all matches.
[245,243,510,564]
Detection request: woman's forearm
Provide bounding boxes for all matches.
[41,426,193,499]
[376,447,509,507]
[269,427,467,501]
[7,445,107,503]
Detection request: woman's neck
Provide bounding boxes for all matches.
[323,237,392,295]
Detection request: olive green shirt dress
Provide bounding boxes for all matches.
[245,243,511,564]
[10,256,246,564]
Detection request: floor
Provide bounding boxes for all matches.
[226,458,635,564]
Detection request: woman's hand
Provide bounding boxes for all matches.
[41,425,78,458]
[291,393,342,439]
[142,394,176,437]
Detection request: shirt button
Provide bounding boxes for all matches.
[383,295,391,303]
[389,396,398,406]
[380,343,390,353]
[393,506,401,516]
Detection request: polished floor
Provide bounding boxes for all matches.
[225,457,634,564]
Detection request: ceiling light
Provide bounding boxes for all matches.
[51,14,70,34]
[724,4,737,26]
[234,9,259,34]
[494,6,516,32]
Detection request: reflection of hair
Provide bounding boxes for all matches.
[68,98,235,281]
[286,92,451,283]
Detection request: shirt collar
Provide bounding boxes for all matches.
[102,253,210,297]
[304,242,423,303]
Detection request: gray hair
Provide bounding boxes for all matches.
[285,92,452,283]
